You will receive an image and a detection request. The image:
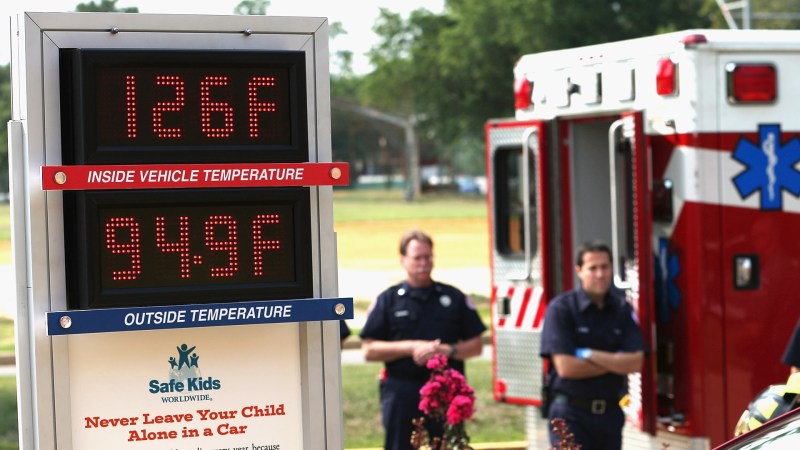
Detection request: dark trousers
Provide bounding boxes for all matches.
[380,377,444,450]
[548,400,625,450]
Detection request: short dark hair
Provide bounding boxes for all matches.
[575,240,613,267]
[399,229,433,256]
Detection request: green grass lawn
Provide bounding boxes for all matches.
[334,189,489,275]
[333,189,487,223]
[0,378,17,450]
[0,204,9,266]
[0,202,17,449]
[0,320,12,355]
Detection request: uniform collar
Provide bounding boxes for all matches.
[399,281,438,299]
[576,284,613,312]
[400,280,438,291]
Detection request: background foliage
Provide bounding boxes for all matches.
[333,0,800,178]
[4,1,800,190]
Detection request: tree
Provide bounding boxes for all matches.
[0,65,10,193]
[703,0,800,29]
[353,0,716,177]
[75,0,138,12]
[753,0,800,28]
[234,0,270,16]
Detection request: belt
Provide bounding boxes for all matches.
[553,393,614,415]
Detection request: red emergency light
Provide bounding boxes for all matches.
[514,77,533,110]
[726,63,777,103]
[680,33,708,47]
[656,57,678,96]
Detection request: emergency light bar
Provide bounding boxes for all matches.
[726,63,777,104]
[680,33,708,47]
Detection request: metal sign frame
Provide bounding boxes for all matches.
[9,12,347,450]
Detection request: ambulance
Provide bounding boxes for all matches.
[485,29,800,449]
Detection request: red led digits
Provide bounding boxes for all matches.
[99,203,296,291]
[248,76,277,138]
[155,216,192,278]
[204,215,239,277]
[252,214,281,276]
[125,75,137,138]
[105,217,142,281]
[90,52,301,149]
[153,75,185,138]
[200,76,235,138]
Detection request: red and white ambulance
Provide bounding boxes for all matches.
[485,29,800,449]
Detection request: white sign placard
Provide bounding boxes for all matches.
[67,323,302,449]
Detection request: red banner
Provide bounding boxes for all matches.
[41,162,349,190]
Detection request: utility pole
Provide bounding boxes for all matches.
[331,98,422,201]
[716,0,751,29]
[404,114,420,201]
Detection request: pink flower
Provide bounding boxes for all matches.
[446,394,475,425]
[426,353,448,370]
[415,353,476,448]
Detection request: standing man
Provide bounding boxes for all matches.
[360,229,486,450]
[540,240,647,450]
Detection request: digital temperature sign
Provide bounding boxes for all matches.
[60,49,308,164]
[64,188,312,309]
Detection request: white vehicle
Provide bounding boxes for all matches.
[486,29,800,449]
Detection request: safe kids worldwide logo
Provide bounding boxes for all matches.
[148,343,221,402]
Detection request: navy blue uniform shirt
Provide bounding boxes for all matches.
[783,319,800,368]
[540,285,647,400]
[340,320,352,341]
[360,281,487,381]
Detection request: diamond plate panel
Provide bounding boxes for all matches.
[495,328,543,400]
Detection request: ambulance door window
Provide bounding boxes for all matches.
[493,146,537,257]
[610,132,635,284]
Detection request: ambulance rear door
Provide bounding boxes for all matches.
[486,119,554,406]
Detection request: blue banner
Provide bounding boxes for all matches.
[46,297,354,335]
